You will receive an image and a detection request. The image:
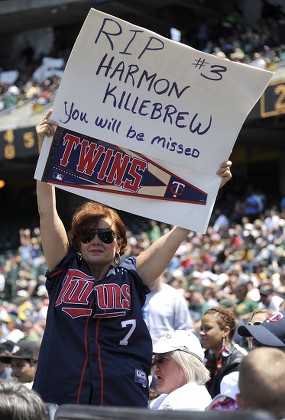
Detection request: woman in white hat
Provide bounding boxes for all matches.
[150,330,212,410]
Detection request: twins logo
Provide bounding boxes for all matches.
[266,311,284,323]
[55,269,132,318]
[170,181,185,197]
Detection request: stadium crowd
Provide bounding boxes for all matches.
[1,189,285,342]
[0,2,285,113]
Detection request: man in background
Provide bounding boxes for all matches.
[237,347,285,419]
[0,340,15,380]
[0,340,37,389]
[142,273,193,345]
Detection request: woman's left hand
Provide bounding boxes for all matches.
[217,160,232,189]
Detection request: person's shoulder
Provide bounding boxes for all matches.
[160,283,178,293]
[165,383,211,410]
[117,256,137,271]
[231,342,248,357]
[150,393,167,410]
[160,283,188,301]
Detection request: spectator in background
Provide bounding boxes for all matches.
[248,308,276,323]
[212,208,229,233]
[0,340,15,380]
[150,330,212,410]
[0,340,37,389]
[147,220,161,243]
[237,310,285,349]
[258,284,284,310]
[206,371,239,411]
[0,380,46,420]
[249,52,267,69]
[245,280,260,302]
[142,273,193,345]
[234,283,258,319]
[200,307,246,398]
[243,190,263,222]
[243,308,276,350]
[202,286,219,308]
[187,285,210,334]
[237,347,285,419]
[18,318,41,343]
[0,315,24,343]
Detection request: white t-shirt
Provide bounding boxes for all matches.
[150,382,212,411]
[143,283,193,344]
[258,295,284,311]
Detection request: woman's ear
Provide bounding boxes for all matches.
[115,237,123,254]
[223,325,231,338]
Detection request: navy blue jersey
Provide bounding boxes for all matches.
[33,249,152,406]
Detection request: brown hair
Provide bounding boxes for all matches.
[69,201,128,255]
[249,308,276,321]
[204,307,237,339]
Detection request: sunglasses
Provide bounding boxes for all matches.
[152,355,172,366]
[247,321,262,325]
[80,228,118,244]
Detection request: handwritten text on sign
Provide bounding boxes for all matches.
[35,9,273,232]
[51,9,272,173]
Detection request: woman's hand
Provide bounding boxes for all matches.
[36,109,58,149]
[217,160,232,189]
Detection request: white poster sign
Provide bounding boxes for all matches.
[35,8,273,233]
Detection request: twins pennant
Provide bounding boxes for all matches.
[41,127,208,205]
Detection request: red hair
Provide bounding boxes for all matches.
[69,201,128,255]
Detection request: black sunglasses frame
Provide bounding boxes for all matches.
[80,228,117,244]
[152,355,171,366]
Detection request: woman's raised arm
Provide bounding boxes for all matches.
[36,111,69,271]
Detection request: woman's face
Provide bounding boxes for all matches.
[200,313,227,353]
[153,353,186,394]
[79,218,121,268]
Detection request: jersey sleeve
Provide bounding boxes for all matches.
[120,256,151,305]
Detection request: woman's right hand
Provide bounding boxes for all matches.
[36,109,58,147]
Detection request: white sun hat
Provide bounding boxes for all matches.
[153,330,204,362]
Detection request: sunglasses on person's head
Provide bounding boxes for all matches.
[80,228,117,244]
[247,321,262,325]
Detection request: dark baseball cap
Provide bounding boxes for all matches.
[0,340,36,363]
[238,311,285,348]
[0,340,16,353]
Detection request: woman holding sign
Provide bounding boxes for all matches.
[33,111,232,407]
